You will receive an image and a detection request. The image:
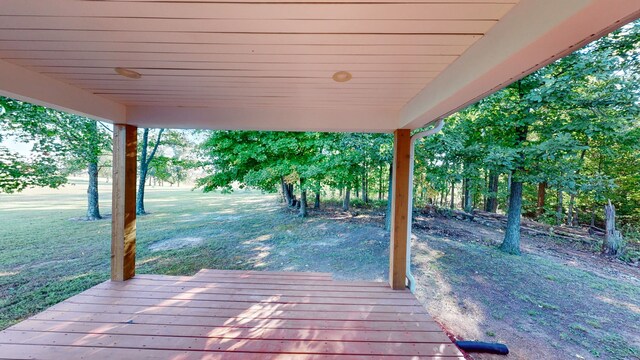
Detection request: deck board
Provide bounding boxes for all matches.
[63,294,426,313]
[0,270,464,359]
[90,282,414,299]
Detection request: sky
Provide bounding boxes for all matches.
[2,137,33,156]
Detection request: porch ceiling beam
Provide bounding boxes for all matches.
[400,0,640,130]
[126,105,399,133]
[0,58,126,123]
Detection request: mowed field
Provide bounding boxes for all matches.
[1,180,639,360]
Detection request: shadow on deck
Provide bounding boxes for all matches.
[0,269,464,359]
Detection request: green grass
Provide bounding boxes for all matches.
[0,181,276,328]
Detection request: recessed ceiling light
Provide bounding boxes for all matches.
[332,71,352,83]
[114,67,142,79]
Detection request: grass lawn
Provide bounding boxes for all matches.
[1,180,639,359]
[0,179,388,330]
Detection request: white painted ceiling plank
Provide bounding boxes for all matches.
[32,69,440,79]
[1,52,458,64]
[0,17,496,34]
[59,76,433,85]
[0,42,469,56]
[12,60,450,73]
[2,1,515,20]
[0,30,483,46]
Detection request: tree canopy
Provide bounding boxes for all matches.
[0,97,111,204]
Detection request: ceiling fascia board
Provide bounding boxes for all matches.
[126,105,399,133]
[400,0,640,130]
[0,58,126,123]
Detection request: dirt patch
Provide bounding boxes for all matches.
[149,237,206,252]
[408,215,640,360]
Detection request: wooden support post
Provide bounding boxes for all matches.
[111,124,137,281]
[389,129,411,290]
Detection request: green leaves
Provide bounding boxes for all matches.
[197,130,393,199]
[415,20,640,223]
[0,97,111,193]
[0,145,66,193]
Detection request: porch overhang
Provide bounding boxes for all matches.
[1,0,639,292]
[1,0,638,132]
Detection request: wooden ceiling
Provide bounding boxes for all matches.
[0,0,638,131]
[0,0,516,110]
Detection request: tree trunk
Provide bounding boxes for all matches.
[136,129,150,215]
[378,165,383,201]
[567,193,576,226]
[485,171,499,213]
[281,177,292,204]
[280,178,286,203]
[461,178,466,209]
[450,180,455,209]
[385,164,393,231]
[463,178,472,212]
[536,182,547,217]
[556,189,564,225]
[314,192,320,209]
[361,163,366,202]
[500,181,523,255]
[363,170,369,203]
[355,174,359,198]
[86,160,101,220]
[506,172,512,208]
[342,188,351,211]
[566,150,586,226]
[137,165,148,215]
[136,128,164,215]
[299,179,308,217]
[483,172,488,208]
[603,200,623,256]
[284,184,295,206]
[500,93,529,255]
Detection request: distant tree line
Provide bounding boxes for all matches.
[0,101,198,219]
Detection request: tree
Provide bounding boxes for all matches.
[603,200,623,255]
[0,97,111,219]
[0,144,66,193]
[137,128,165,215]
[198,131,325,217]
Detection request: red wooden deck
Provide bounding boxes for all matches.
[0,269,464,359]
